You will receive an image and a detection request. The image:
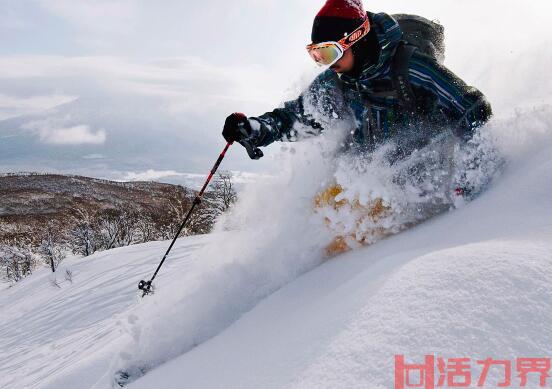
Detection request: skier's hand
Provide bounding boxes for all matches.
[223,112,264,160]
[222,112,253,143]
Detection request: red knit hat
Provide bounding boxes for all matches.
[311,0,367,43]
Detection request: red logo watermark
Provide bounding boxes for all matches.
[395,355,551,388]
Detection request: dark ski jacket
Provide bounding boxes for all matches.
[247,12,492,157]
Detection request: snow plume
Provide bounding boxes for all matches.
[283,108,552,389]
[108,127,344,382]
[107,122,506,384]
[307,126,503,252]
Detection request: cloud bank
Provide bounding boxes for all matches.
[0,0,550,183]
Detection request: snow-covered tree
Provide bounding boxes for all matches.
[116,207,139,247]
[38,222,66,272]
[0,241,37,282]
[135,214,157,243]
[211,171,238,213]
[70,209,97,257]
[192,171,238,234]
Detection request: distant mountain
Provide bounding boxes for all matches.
[0,173,202,245]
[0,94,225,179]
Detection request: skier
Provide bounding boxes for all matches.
[222,0,492,163]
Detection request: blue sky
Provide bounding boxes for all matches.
[0,0,551,184]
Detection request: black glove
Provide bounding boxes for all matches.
[222,112,253,143]
[222,113,264,160]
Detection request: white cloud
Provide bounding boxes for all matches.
[119,169,272,188]
[82,153,106,159]
[38,0,137,36]
[22,119,106,145]
[0,93,76,120]
[0,55,286,115]
[229,170,273,184]
[121,169,189,182]
[43,125,106,145]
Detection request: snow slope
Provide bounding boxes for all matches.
[0,236,212,389]
[125,110,552,389]
[1,107,552,389]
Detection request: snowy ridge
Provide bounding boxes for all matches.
[0,237,212,389]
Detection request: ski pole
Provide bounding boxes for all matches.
[138,141,233,297]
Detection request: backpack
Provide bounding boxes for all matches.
[390,14,446,112]
[393,14,445,64]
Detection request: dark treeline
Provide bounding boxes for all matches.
[0,172,237,283]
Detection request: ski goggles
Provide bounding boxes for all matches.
[306,18,370,67]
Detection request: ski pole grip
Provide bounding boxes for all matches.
[240,140,264,160]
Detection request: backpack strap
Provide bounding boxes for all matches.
[391,42,417,114]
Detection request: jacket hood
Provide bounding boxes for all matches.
[341,12,402,83]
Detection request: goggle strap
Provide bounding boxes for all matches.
[338,18,370,51]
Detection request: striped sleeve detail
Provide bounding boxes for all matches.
[408,53,477,118]
[408,52,492,137]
